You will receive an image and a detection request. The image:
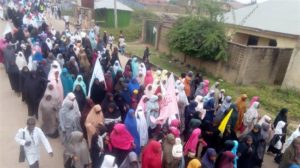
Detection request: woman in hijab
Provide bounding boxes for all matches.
[128,78,140,95]
[24,71,44,119]
[237,135,255,168]
[201,148,217,168]
[274,108,288,143]
[78,50,90,73]
[104,71,113,93]
[124,109,141,155]
[142,140,162,168]
[59,93,82,145]
[234,94,247,132]
[113,61,123,74]
[90,125,108,168]
[135,106,148,147]
[194,95,206,120]
[214,96,232,123]
[202,80,210,96]
[144,70,154,87]
[85,104,104,148]
[231,140,239,168]
[15,51,27,72]
[67,56,80,77]
[38,83,61,138]
[101,93,115,113]
[184,128,201,163]
[187,159,201,168]
[100,155,118,168]
[81,99,95,139]
[217,151,235,168]
[268,121,286,155]
[137,71,145,86]
[184,101,198,135]
[249,96,260,107]
[162,134,176,168]
[74,83,87,112]
[110,47,120,66]
[120,151,139,168]
[242,101,260,135]
[247,125,267,167]
[123,65,132,79]
[64,131,91,168]
[283,124,300,153]
[183,74,192,98]
[103,103,122,129]
[110,123,134,166]
[19,66,30,101]
[145,95,160,135]
[203,90,215,123]
[73,75,87,96]
[61,68,74,97]
[177,82,189,130]
[279,137,300,168]
[131,57,139,79]
[90,78,106,105]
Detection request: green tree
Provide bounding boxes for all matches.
[167,0,228,61]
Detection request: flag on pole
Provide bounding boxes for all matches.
[218,109,233,134]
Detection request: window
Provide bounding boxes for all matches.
[269,39,277,47]
[247,35,259,46]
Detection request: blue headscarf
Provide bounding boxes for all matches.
[128,79,140,95]
[32,52,43,62]
[124,109,141,155]
[73,75,87,96]
[130,57,139,79]
[201,148,217,168]
[231,140,239,168]
[61,68,74,97]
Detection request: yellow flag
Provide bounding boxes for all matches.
[218,109,233,134]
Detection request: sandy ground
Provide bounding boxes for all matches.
[0,18,277,168]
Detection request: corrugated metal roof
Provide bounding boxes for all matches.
[223,0,300,36]
[94,0,134,11]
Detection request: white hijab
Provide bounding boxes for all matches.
[274,121,286,150]
[243,101,259,126]
[45,38,53,50]
[282,124,300,152]
[113,60,122,74]
[194,95,206,120]
[135,105,148,146]
[15,51,27,71]
[101,155,118,168]
[88,56,105,97]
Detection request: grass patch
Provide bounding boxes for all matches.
[101,10,159,42]
[127,42,300,129]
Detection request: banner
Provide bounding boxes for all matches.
[88,56,105,97]
[152,73,179,124]
[218,109,233,134]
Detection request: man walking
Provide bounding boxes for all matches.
[15,117,53,168]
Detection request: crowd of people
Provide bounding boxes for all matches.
[0,0,300,168]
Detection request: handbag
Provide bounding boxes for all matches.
[18,131,26,162]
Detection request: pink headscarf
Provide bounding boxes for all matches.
[203,80,210,96]
[144,70,154,87]
[169,126,180,138]
[249,96,260,107]
[184,128,201,155]
[110,123,134,150]
[170,119,181,129]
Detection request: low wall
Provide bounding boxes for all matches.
[149,20,294,85]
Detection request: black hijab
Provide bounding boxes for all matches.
[73,85,86,112]
[91,79,106,105]
[101,93,115,112]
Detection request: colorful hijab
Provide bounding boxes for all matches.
[131,57,139,79]
[61,68,74,97]
[125,109,141,155]
[110,123,134,150]
[144,70,154,87]
[231,140,239,168]
[201,148,217,168]
[73,75,87,96]
[142,140,162,168]
[135,105,148,146]
[85,105,104,147]
[184,128,201,155]
[243,101,259,127]
[249,96,260,107]
[187,159,201,168]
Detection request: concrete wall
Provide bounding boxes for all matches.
[148,20,294,85]
[282,39,300,90]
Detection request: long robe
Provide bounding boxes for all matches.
[61,68,74,97]
[85,105,104,148]
[125,109,141,155]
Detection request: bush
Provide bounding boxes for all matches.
[167,17,228,61]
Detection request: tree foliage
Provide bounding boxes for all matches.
[167,16,228,61]
[167,0,228,61]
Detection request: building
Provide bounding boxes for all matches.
[94,0,133,27]
[223,0,300,48]
[223,0,300,90]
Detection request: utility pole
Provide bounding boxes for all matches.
[114,0,118,28]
